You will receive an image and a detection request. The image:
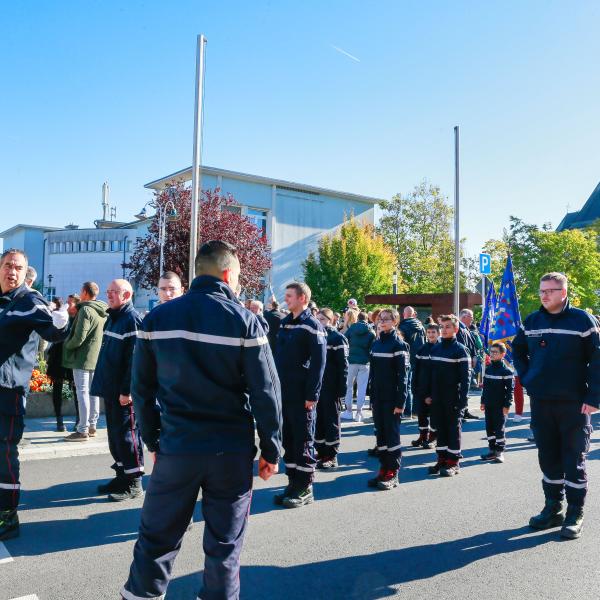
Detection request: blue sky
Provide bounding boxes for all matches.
[1,1,599,256]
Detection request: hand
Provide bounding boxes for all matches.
[119,394,133,406]
[393,407,403,415]
[424,397,432,405]
[480,404,485,412]
[258,456,278,481]
[581,404,599,415]
[502,407,509,416]
[305,401,316,410]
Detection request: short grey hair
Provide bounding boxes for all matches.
[25,266,37,284]
[459,309,473,318]
[249,299,263,313]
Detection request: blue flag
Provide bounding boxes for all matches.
[489,255,522,362]
[479,278,497,347]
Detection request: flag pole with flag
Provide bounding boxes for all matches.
[488,254,522,364]
[479,277,497,348]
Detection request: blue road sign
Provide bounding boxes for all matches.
[479,253,491,275]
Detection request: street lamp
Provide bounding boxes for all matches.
[47,274,53,300]
[392,271,398,295]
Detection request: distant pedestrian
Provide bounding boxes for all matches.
[249,299,270,335]
[24,265,37,288]
[157,271,184,304]
[399,306,426,419]
[264,299,285,353]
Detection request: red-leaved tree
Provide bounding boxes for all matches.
[128,184,272,296]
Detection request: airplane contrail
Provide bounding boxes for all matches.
[331,44,360,63]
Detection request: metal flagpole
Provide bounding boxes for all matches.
[188,34,207,284]
[453,126,460,315]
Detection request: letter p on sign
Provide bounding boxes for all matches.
[479,253,491,275]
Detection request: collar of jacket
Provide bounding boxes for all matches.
[107,301,134,320]
[289,307,312,324]
[0,282,28,304]
[539,298,570,318]
[441,336,457,345]
[190,274,239,303]
[379,330,397,342]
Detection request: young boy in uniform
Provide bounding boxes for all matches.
[480,342,514,463]
[367,308,409,490]
[423,315,471,477]
[411,322,440,449]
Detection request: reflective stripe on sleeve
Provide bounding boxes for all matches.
[525,327,600,338]
[105,330,138,340]
[484,374,514,380]
[430,356,471,363]
[283,324,326,336]
[137,329,267,347]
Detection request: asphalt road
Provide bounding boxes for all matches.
[3,402,600,600]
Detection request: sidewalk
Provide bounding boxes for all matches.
[20,416,109,462]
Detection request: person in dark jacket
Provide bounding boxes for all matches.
[456,315,479,420]
[399,307,426,419]
[274,282,326,509]
[121,241,282,600]
[410,322,440,449]
[342,312,376,422]
[315,308,349,469]
[479,342,514,463]
[264,299,285,352]
[424,314,471,478]
[513,272,600,540]
[367,308,409,490]
[91,279,144,502]
[0,249,69,540]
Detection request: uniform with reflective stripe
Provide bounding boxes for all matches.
[481,360,514,452]
[413,340,439,433]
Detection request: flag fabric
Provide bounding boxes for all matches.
[488,255,522,363]
[479,278,497,348]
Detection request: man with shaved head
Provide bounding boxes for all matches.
[91,279,144,501]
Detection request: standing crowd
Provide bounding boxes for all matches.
[0,243,598,600]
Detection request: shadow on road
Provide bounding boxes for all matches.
[167,525,559,599]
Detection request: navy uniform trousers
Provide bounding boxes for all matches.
[531,398,591,507]
[431,401,462,464]
[122,451,254,600]
[315,395,341,460]
[372,401,402,471]
[0,389,25,511]
[104,395,145,478]
[282,396,316,488]
[484,404,507,452]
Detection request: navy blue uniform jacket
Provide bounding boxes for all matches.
[512,300,600,407]
[424,337,471,409]
[481,361,514,408]
[0,283,69,414]
[90,302,142,399]
[131,276,282,464]
[413,340,439,400]
[322,326,349,399]
[275,308,326,403]
[369,330,410,410]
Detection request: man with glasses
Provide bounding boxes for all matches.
[513,272,600,539]
[90,279,144,501]
[157,271,184,304]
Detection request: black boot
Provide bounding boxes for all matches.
[273,485,293,506]
[109,477,144,502]
[560,506,584,540]
[282,485,314,508]
[0,509,19,541]
[97,467,127,494]
[56,416,65,432]
[529,499,565,530]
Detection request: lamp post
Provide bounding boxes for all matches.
[47,274,53,300]
[392,271,398,295]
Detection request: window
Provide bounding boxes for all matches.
[73,241,80,253]
[222,204,242,215]
[59,242,65,253]
[111,240,119,252]
[247,208,268,237]
[50,242,57,253]
[65,242,72,253]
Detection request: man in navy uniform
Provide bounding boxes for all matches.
[513,272,600,539]
[274,282,326,508]
[121,240,282,600]
[0,249,69,540]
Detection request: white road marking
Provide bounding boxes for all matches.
[9,596,39,600]
[0,541,14,564]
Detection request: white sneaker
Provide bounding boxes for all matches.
[341,410,353,421]
[355,410,363,423]
[512,414,523,422]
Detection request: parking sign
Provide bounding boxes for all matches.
[479,253,491,275]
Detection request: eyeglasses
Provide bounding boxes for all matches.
[106,289,122,295]
[490,350,502,355]
[379,317,394,323]
[538,288,563,296]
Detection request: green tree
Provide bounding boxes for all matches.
[378,180,469,293]
[303,217,399,309]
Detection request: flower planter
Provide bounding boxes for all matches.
[25,390,105,418]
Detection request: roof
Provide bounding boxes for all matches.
[0,224,63,238]
[145,165,381,205]
[556,182,600,231]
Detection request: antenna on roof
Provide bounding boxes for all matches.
[102,182,110,221]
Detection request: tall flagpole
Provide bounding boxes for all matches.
[453,125,460,315]
[189,34,207,284]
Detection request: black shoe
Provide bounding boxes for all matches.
[411,436,426,447]
[317,457,338,470]
[367,446,380,457]
[428,462,443,475]
[463,409,479,420]
[529,500,565,530]
[97,476,128,494]
[481,451,496,461]
[560,506,584,539]
[109,477,143,502]
[282,486,314,508]
[440,464,460,477]
[56,418,65,432]
[0,509,19,541]
[274,486,292,505]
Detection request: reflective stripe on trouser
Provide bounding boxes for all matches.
[104,395,145,476]
[431,401,462,463]
[484,403,507,451]
[531,398,592,507]
[282,400,316,487]
[417,397,433,432]
[315,392,341,459]
[123,451,253,600]
[372,400,402,472]
[0,412,24,510]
